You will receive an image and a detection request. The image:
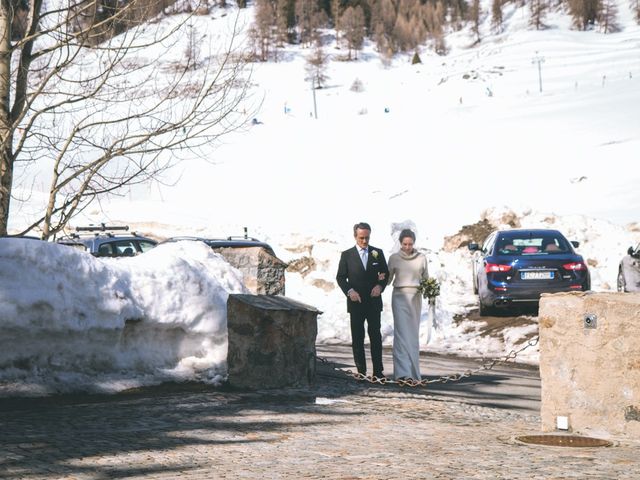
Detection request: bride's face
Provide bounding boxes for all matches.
[400,237,414,254]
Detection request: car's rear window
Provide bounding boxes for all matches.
[138,240,156,252]
[495,234,570,255]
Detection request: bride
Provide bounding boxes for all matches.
[387,228,429,381]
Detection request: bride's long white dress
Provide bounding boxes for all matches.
[388,251,428,380]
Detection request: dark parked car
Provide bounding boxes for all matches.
[57,224,157,257]
[159,235,276,256]
[468,229,590,315]
[617,242,640,292]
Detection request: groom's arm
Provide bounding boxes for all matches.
[336,251,351,295]
[376,250,389,292]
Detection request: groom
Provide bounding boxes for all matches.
[336,222,389,378]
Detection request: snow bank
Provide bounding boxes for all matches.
[0,239,247,396]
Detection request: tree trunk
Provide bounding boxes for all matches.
[0,1,13,236]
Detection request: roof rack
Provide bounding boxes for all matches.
[226,227,260,241]
[226,235,262,242]
[75,223,130,233]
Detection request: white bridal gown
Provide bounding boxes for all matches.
[387,250,428,380]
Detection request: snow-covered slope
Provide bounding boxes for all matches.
[2,2,639,394]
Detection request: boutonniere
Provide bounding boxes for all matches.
[371,250,379,259]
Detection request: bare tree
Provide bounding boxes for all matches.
[633,0,640,24]
[251,0,275,61]
[305,40,330,88]
[491,0,503,33]
[599,0,618,32]
[371,0,398,55]
[0,1,252,238]
[430,1,447,55]
[341,5,366,60]
[567,0,601,30]
[529,0,547,30]
[394,0,427,52]
[331,0,342,46]
[185,21,201,69]
[450,0,468,31]
[469,0,482,44]
[295,0,326,47]
[274,0,290,48]
[393,14,413,52]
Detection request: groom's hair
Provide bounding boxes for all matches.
[353,222,372,235]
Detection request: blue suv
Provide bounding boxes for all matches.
[468,228,590,315]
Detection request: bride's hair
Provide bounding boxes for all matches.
[390,220,418,253]
[399,229,416,242]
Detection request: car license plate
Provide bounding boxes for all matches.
[521,271,554,280]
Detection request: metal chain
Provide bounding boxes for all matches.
[317,335,539,387]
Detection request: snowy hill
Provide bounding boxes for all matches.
[72,0,640,359]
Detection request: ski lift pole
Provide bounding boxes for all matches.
[311,77,318,119]
[532,51,545,93]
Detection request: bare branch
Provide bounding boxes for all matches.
[1,2,255,237]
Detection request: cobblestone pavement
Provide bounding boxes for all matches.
[1,348,638,480]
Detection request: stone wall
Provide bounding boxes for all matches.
[227,294,319,389]
[215,246,287,295]
[539,291,640,439]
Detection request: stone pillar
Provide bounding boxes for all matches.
[215,246,287,295]
[539,291,640,439]
[227,294,320,389]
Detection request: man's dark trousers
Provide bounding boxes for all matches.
[349,305,383,376]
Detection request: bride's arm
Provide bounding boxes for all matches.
[386,255,396,285]
[421,254,429,280]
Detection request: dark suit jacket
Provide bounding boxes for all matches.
[336,246,389,313]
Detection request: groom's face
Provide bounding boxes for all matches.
[354,228,370,250]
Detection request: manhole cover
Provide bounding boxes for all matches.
[516,435,613,448]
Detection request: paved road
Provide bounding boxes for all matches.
[316,344,541,413]
[0,346,637,479]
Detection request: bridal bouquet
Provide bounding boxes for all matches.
[418,277,440,301]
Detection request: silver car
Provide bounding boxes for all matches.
[617,243,640,292]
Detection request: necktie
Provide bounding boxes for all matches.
[360,248,367,269]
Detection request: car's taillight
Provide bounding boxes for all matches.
[485,263,512,273]
[563,262,587,271]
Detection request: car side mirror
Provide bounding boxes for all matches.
[467,242,480,252]
[570,241,580,248]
